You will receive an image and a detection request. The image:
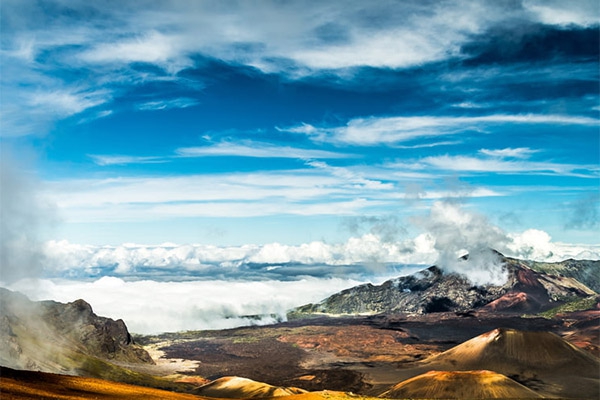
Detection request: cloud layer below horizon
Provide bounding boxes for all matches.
[3,224,598,334]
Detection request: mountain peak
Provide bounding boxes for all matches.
[431,328,597,368]
[289,256,597,318]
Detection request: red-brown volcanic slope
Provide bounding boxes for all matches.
[380,370,543,399]
[559,309,600,356]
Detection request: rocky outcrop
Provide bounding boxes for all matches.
[0,288,153,374]
[38,297,152,363]
[289,255,597,318]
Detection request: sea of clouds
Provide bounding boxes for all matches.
[6,276,367,334]
[3,225,599,334]
[37,228,600,281]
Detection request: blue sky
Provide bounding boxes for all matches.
[1,0,599,250]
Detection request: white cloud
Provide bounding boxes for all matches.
[41,164,411,222]
[39,222,600,283]
[176,141,350,159]
[5,277,364,334]
[0,59,112,137]
[80,30,193,73]
[47,173,334,207]
[507,228,600,261]
[284,114,599,146]
[88,155,166,166]
[3,1,598,137]
[1,80,111,137]
[6,223,599,334]
[398,188,503,200]
[88,140,349,167]
[396,141,462,149]
[412,201,511,285]
[479,147,538,158]
[40,159,511,223]
[40,235,434,278]
[421,155,596,177]
[59,1,595,76]
[305,160,393,190]
[136,97,199,111]
[1,37,36,62]
[29,89,109,116]
[524,0,600,27]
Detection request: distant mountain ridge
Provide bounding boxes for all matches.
[289,254,598,318]
[525,258,600,292]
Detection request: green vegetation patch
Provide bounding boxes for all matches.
[76,355,197,393]
[539,296,599,319]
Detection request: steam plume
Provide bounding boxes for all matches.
[414,200,509,285]
[0,151,54,283]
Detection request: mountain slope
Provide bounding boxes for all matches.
[526,259,600,292]
[194,376,307,398]
[0,366,204,400]
[289,254,596,317]
[379,370,543,399]
[414,328,600,398]
[0,288,189,390]
[1,366,373,400]
[427,328,598,372]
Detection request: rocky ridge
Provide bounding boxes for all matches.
[0,287,153,375]
[526,258,600,292]
[289,254,597,318]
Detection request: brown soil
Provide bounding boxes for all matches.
[148,311,596,396]
[162,333,368,393]
[3,311,598,399]
[558,309,600,357]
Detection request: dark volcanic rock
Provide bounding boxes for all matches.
[39,297,147,361]
[289,255,597,318]
[290,266,504,316]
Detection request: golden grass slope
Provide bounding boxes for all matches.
[0,366,203,400]
[379,370,542,399]
[194,376,307,398]
[0,367,376,400]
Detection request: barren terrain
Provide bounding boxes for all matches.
[134,310,598,397]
